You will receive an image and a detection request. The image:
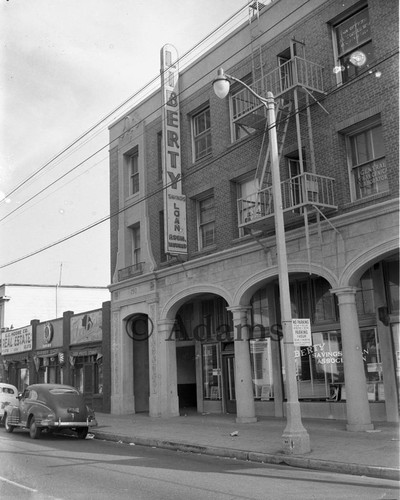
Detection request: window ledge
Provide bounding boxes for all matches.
[345,191,390,208]
[192,245,217,257]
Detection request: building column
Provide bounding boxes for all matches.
[149,319,179,418]
[228,306,257,423]
[332,287,374,431]
[372,263,399,422]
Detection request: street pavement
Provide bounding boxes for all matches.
[91,410,400,481]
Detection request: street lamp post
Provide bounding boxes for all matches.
[213,68,310,454]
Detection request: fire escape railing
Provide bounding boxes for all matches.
[238,173,336,227]
[232,57,325,122]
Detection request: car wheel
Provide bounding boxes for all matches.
[76,427,88,439]
[4,414,15,433]
[29,418,42,439]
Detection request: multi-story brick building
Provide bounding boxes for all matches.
[108,0,399,430]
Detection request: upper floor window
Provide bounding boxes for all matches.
[128,150,139,195]
[237,176,258,232]
[131,224,141,266]
[345,119,388,200]
[197,193,215,249]
[333,5,373,84]
[192,107,212,161]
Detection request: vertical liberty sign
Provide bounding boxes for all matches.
[160,44,188,255]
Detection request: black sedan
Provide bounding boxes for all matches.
[4,383,97,439]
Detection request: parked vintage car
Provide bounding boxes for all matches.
[0,383,19,424]
[4,383,97,439]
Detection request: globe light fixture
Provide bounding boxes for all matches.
[213,68,231,99]
[213,68,311,455]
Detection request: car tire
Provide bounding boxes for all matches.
[4,414,15,433]
[76,427,88,439]
[29,418,42,439]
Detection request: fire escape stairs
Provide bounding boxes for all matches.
[255,98,292,192]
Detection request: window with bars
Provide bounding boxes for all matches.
[192,107,212,161]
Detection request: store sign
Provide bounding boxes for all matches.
[1,326,33,355]
[70,310,102,345]
[293,319,312,346]
[160,44,188,255]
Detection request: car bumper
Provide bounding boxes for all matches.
[42,418,98,428]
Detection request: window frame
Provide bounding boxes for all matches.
[196,192,216,250]
[344,118,388,201]
[128,150,139,196]
[131,223,141,267]
[332,4,373,85]
[191,106,212,162]
[236,175,259,235]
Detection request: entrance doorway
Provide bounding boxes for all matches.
[222,346,236,414]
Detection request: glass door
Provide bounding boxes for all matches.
[222,354,236,414]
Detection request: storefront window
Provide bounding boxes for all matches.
[391,323,400,403]
[94,361,103,394]
[250,339,274,399]
[384,260,400,313]
[290,277,337,323]
[356,268,375,316]
[361,327,383,401]
[251,288,270,327]
[292,328,385,402]
[294,331,344,400]
[72,355,103,395]
[74,365,84,393]
[202,344,221,400]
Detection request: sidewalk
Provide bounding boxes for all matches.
[91,411,400,481]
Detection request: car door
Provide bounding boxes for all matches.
[19,389,31,426]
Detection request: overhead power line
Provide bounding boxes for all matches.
[0,3,248,205]
[0,47,396,270]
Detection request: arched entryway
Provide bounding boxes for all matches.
[173,294,234,415]
[125,313,150,413]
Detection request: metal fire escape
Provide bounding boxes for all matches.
[237,2,337,235]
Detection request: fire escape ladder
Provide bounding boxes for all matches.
[248,1,265,86]
[255,98,292,190]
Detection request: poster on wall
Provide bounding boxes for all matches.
[70,310,102,345]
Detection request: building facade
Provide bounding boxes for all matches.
[0,302,111,412]
[109,0,399,429]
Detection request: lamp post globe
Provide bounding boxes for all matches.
[213,68,231,99]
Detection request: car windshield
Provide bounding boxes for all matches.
[49,388,80,395]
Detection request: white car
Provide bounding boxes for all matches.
[0,383,19,424]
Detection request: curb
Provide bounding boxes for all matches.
[92,431,400,482]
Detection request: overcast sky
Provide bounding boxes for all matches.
[0,0,247,287]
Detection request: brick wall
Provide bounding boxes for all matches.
[122,0,399,271]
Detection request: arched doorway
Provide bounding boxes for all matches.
[174,294,233,414]
[125,314,150,412]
